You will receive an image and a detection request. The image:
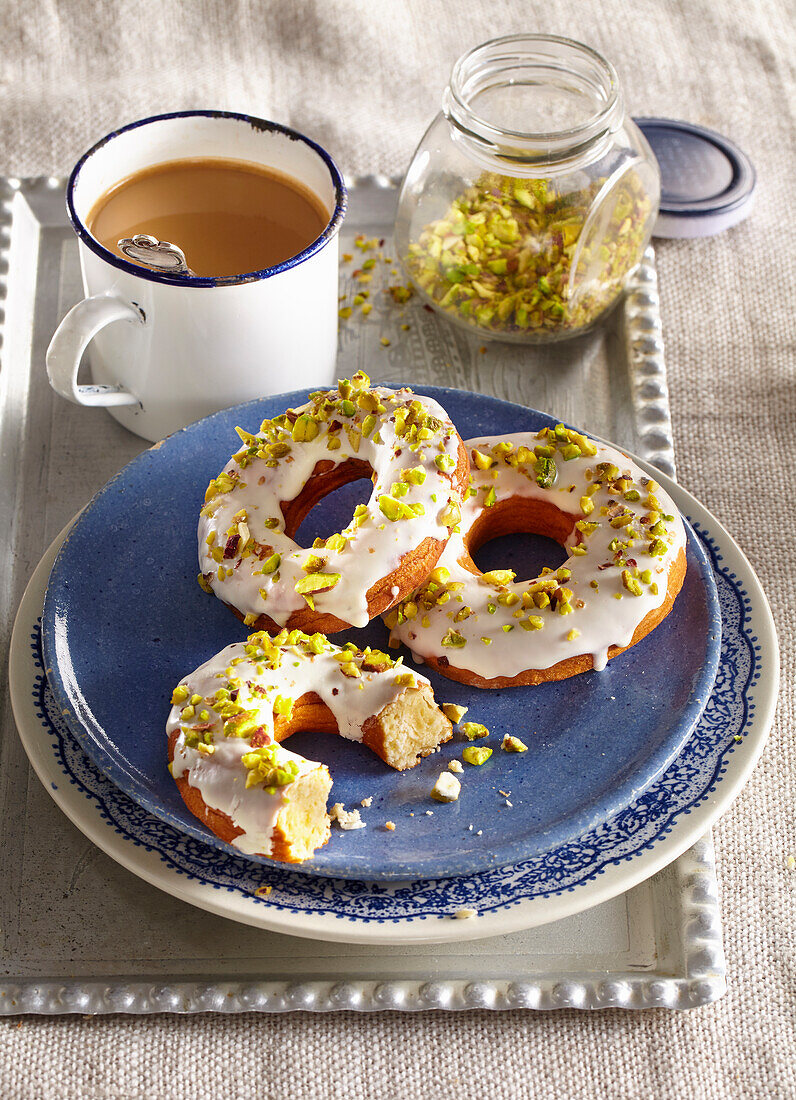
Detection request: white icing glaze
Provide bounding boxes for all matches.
[198,375,463,629]
[167,630,429,856]
[388,430,686,680]
[171,735,315,856]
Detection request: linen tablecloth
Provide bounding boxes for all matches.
[0,1,793,1097]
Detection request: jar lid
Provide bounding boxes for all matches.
[634,117,756,238]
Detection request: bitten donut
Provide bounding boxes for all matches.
[167,629,453,863]
[198,373,469,634]
[385,426,687,688]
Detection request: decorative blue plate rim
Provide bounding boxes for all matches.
[10,474,778,943]
[39,389,721,881]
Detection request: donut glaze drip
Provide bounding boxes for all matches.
[168,630,430,856]
[198,374,465,630]
[387,429,686,682]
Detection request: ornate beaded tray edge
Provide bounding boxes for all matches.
[1,834,723,1013]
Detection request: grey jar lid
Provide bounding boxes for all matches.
[634,117,756,238]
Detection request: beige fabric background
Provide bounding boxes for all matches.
[0,0,793,1097]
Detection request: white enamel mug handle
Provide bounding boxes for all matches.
[46,294,145,407]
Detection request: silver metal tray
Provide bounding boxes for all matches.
[0,176,724,1013]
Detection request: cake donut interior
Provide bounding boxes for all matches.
[167,629,453,863]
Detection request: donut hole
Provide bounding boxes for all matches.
[285,725,386,781]
[466,497,575,581]
[472,532,569,580]
[285,458,374,543]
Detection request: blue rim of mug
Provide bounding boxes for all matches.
[66,110,348,289]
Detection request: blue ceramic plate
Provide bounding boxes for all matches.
[42,389,721,881]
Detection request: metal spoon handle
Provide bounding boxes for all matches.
[117,233,197,277]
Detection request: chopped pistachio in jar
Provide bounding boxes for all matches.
[406,172,652,339]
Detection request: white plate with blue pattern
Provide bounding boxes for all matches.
[9,467,777,944]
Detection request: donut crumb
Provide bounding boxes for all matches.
[329,803,366,830]
[431,771,461,802]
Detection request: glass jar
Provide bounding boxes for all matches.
[395,34,660,343]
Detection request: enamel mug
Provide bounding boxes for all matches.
[46,111,347,442]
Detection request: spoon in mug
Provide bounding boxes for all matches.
[117,233,197,276]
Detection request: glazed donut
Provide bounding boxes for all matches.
[385,427,687,688]
[198,373,469,634]
[168,629,453,863]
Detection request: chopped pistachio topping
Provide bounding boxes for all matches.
[241,743,300,790]
[273,695,293,718]
[535,456,556,489]
[294,572,342,595]
[622,570,643,596]
[471,448,494,470]
[501,735,528,753]
[460,721,489,741]
[442,703,468,724]
[204,470,240,503]
[291,414,319,442]
[379,495,417,521]
[223,709,262,739]
[479,568,516,587]
[463,745,492,766]
[401,464,426,485]
[259,553,281,575]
